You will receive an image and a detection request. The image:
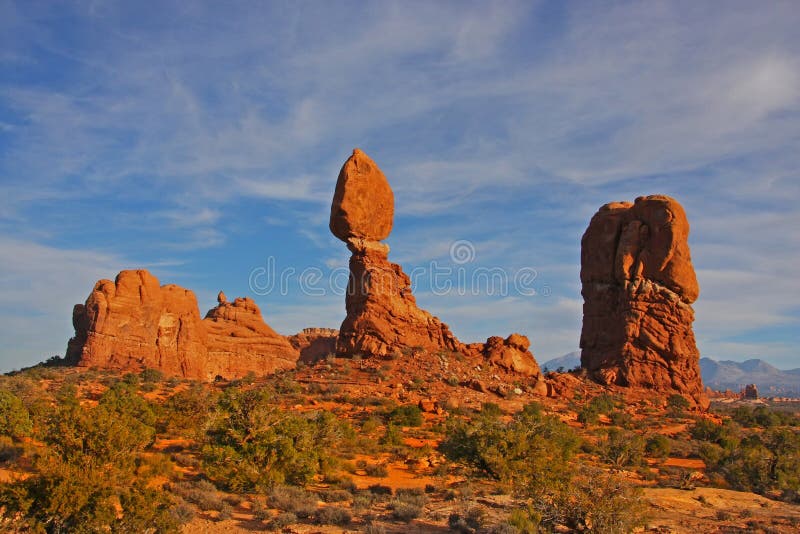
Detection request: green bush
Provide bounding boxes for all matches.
[440,402,579,492]
[140,368,164,383]
[601,428,645,468]
[0,389,33,439]
[666,394,690,414]
[387,404,423,427]
[201,387,350,490]
[645,434,672,459]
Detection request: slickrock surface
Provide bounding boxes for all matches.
[579,195,708,408]
[66,270,298,380]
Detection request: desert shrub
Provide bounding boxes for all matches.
[442,403,646,532]
[666,393,690,415]
[169,480,225,511]
[577,405,600,426]
[47,385,156,469]
[140,368,164,383]
[365,463,389,477]
[589,393,620,413]
[217,503,233,521]
[391,501,423,522]
[368,484,393,495]
[315,506,351,525]
[161,383,217,435]
[526,468,647,533]
[380,422,403,446]
[361,416,382,434]
[601,428,645,468]
[387,404,423,427]
[440,402,579,492]
[319,489,352,502]
[170,501,196,524]
[609,410,634,429]
[480,402,503,419]
[98,379,158,427]
[201,387,350,490]
[1,457,177,533]
[449,507,486,532]
[645,434,672,459]
[268,485,318,518]
[0,389,33,438]
[268,512,297,530]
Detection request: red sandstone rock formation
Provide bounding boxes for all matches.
[579,195,708,408]
[66,270,298,380]
[287,328,339,363]
[330,149,461,357]
[203,294,299,377]
[464,334,541,377]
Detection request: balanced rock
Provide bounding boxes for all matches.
[579,195,708,408]
[66,270,298,380]
[330,149,460,357]
[330,148,394,242]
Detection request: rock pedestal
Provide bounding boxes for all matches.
[329,149,461,357]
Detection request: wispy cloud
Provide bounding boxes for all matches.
[0,1,798,370]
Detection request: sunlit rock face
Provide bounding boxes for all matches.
[580,195,708,409]
[66,270,298,380]
[330,149,460,358]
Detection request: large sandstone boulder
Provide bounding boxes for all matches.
[66,270,298,380]
[330,148,394,242]
[464,334,542,378]
[579,195,708,408]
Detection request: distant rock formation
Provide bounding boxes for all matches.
[287,328,338,364]
[203,296,299,377]
[743,383,759,399]
[579,195,708,408]
[330,149,461,357]
[66,270,298,380]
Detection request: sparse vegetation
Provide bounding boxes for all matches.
[1,365,798,532]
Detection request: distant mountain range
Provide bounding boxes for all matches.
[541,351,581,372]
[699,357,800,396]
[542,353,800,397]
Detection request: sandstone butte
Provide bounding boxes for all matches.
[329,148,543,387]
[65,270,299,380]
[579,195,709,408]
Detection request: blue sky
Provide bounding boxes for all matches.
[1,0,799,372]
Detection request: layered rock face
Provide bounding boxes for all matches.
[464,334,541,377]
[287,328,338,364]
[203,293,299,377]
[330,149,461,357]
[66,270,298,380]
[579,195,707,408]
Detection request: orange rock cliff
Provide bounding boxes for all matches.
[65,270,298,380]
